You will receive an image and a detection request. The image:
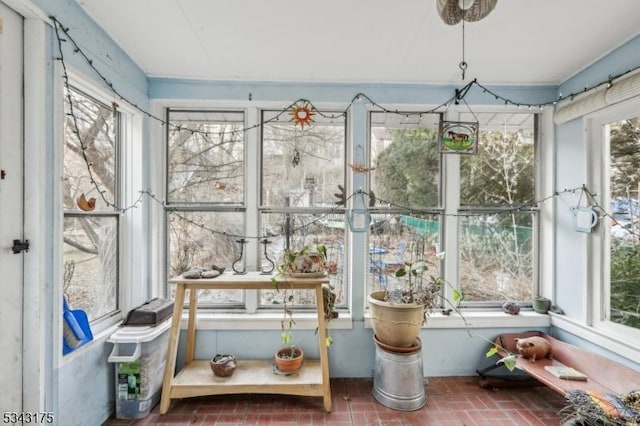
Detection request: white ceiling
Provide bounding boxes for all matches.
[74,0,640,86]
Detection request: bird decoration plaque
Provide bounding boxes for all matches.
[439,121,479,154]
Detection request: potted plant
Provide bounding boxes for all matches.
[272,244,336,371]
[278,244,327,276]
[369,252,462,349]
[532,296,551,314]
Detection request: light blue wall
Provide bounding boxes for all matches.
[150,77,556,106]
[25,1,149,425]
[32,0,148,105]
[553,118,588,319]
[560,34,640,98]
[20,0,640,423]
[151,78,559,380]
[553,33,640,370]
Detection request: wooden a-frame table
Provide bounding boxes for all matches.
[160,272,332,414]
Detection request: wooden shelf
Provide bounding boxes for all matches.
[170,360,324,399]
[160,272,332,414]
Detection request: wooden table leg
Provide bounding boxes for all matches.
[315,285,332,412]
[185,288,198,363]
[160,283,186,414]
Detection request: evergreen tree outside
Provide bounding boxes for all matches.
[370,114,537,302]
[610,117,640,197]
[460,130,535,210]
[373,128,440,208]
[609,116,640,329]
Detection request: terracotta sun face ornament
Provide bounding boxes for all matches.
[289,101,314,129]
[76,193,96,211]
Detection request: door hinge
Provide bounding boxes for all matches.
[12,239,29,254]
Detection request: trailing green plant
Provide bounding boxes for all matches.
[271,244,334,356]
[391,256,517,371]
[276,244,327,275]
[389,255,462,323]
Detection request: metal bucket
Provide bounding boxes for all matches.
[372,339,426,411]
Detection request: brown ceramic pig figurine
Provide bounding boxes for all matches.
[514,336,552,362]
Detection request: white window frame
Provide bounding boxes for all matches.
[153,101,553,331]
[156,101,354,331]
[366,106,543,307]
[584,96,640,355]
[164,108,249,310]
[61,71,143,337]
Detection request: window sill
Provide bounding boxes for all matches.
[365,309,551,329]
[59,322,121,365]
[550,313,640,364]
[179,309,550,331]
[182,311,354,331]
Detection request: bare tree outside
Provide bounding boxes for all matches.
[63,86,119,321]
[166,110,245,305]
[459,115,536,302]
[165,109,348,307]
[260,111,347,307]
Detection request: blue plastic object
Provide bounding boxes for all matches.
[62,297,93,355]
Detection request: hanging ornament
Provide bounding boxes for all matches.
[76,193,96,211]
[291,148,301,167]
[437,0,498,25]
[289,101,315,129]
[348,145,375,173]
[347,190,371,233]
[348,163,376,173]
[439,120,479,154]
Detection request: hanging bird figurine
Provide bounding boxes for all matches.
[76,193,96,211]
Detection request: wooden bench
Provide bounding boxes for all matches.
[480,331,640,396]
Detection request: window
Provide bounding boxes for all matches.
[368,112,442,296]
[458,112,537,302]
[607,115,640,330]
[165,109,348,309]
[166,110,245,305]
[368,111,538,305]
[260,110,347,307]
[63,86,120,321]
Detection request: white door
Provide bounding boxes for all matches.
[0,2,24,412]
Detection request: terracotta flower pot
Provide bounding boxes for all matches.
[368,291,424,348]
[275,347,304,372]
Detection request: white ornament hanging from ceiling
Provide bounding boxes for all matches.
[437,0,498,25]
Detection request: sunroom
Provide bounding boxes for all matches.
[1,0,640,425]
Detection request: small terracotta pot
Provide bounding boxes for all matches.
[275,347,304,372]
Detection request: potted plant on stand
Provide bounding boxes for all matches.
[368,250,464,411]
[368,251,461,350]
[272,244,336,372]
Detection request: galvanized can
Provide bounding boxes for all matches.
[372,341,426,411]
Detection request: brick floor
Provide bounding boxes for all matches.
[104,376,566,425]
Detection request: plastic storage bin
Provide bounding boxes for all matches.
[107,319,171,419]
